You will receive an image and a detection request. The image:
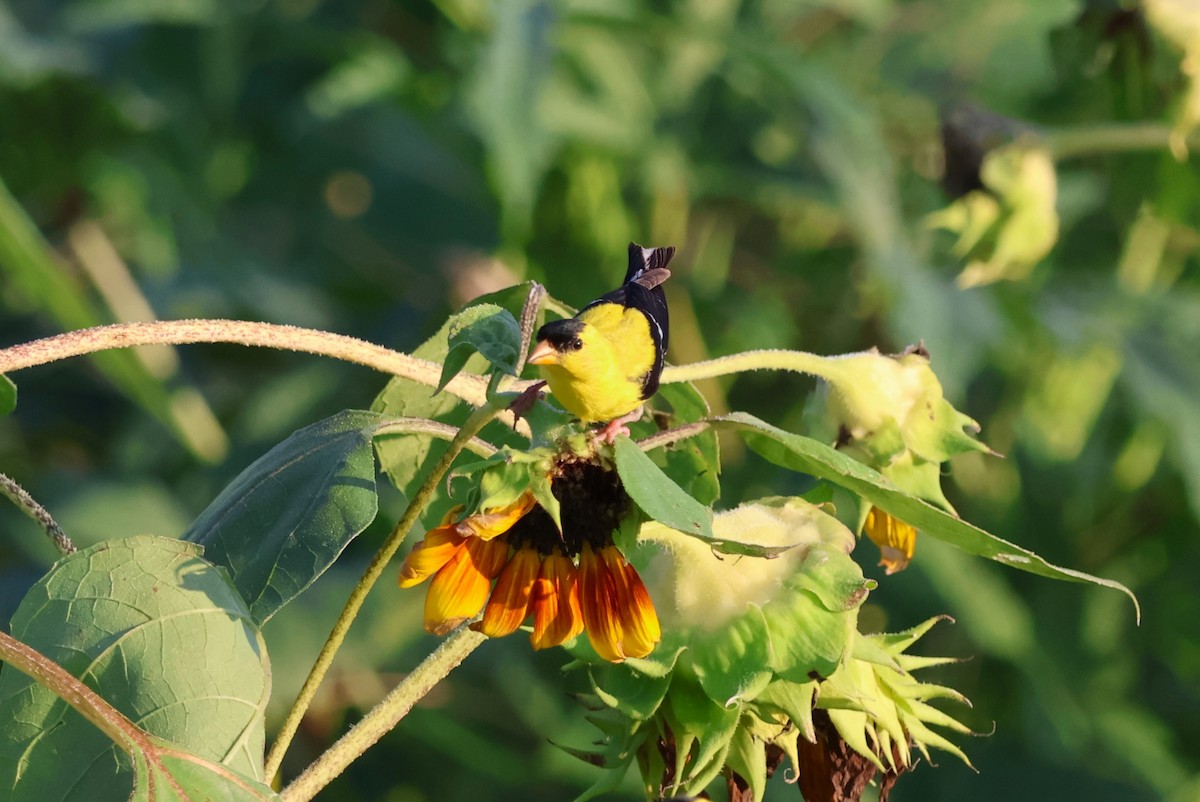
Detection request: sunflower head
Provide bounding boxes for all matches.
[398,446,658,661]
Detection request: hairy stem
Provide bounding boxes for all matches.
[1043,122,1200,160]
[280,626,487,802]
[0,630,143,753]
[264,403,501,781]
[0,473,75,555]
[375,417,497,458]
[0,320,523,425]
[660,348,831,385]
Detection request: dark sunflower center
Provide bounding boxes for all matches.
[552,456,631,553]
[503,456,632,557]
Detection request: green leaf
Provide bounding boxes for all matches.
[373,283,540,498]
[0,536,270,801]
[437,303,522,391]
[0,374,14,416]
[183,409,382,624]
[725,724,767,802]
[653,382,721,506]
[690,605,774,707]
[612,435,713,540]
[132,744,280,802]
[716,412,1141,619]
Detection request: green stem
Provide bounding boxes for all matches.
[264,403,501,781]
[279,626,487,802]
[0,472,75,555]
[375,417,497,458]
[660,348,832,385]
[1042,122,1199,160]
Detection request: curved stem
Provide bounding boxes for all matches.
[660,348,831,385]
[280,626,487,802]
[0,630,142,753]
[0,319,492,407]
[375,417,497,458]
[0,472,75,555]
[1042,122,1198,161]
[637,421,715,452]
[264,403,501,781]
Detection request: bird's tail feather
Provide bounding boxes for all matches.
[625,242,676,287]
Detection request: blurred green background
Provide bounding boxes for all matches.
[1,0,1198,799]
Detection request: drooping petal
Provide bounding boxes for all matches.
[467,532,511,580]
[424,538,495,635]
[579,542,627,662]
[530,550,584,650]
[615,557,661,659]
[864,507,917,575]
[456,492,537,541]
[398,525,465,588]
[599,545,660,659]
[477,547,541,638]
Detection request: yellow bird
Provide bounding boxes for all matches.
[527,243,674,442]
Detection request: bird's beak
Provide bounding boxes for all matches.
[527,340,558,366]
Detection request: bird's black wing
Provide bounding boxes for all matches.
[584,242,674,399]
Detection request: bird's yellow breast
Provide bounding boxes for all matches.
[538,304,656,423]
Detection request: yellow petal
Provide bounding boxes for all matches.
[456,492,536,541]
[477,547,541,638]
[864,507,917,575]
[424,539,494,635]
[530,551,583,650]
[398,525,464,588]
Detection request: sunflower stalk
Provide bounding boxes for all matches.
[265,402,503,780]
[280,625,488,802]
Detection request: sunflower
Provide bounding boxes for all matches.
[398,455,660,662]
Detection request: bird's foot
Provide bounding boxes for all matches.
[593,406,644,446]
[508,381,547,428]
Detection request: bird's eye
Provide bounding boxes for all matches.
[570,338,584,351]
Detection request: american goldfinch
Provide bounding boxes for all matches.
[527,243,674,441]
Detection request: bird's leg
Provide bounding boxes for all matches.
[508,381,547,428]
[594,405,644,445]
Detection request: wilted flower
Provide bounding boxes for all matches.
[863,507,917,575]
[398,452,660,661]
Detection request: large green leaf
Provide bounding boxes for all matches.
[183,409,382,624]
[652,382,721,506]
[0,536,271,802]
[715,412,1140,617]
[133,746,280,802]
[612,435,713,540]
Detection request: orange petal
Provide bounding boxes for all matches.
[614,556,661,659]
[424,538,494,635]
[530,551,584,650]
[597,545,660,659]
[456,492,536,541]
[864,507,917,575]
[467,533,511,580]
[578,542,627,662]
[477,547,541,638]
[398,525,464,588]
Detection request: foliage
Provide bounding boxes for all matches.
[1,1,1198,801]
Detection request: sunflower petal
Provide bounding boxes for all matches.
[599,545,660,659]
[477,547,541,637]
[424,539,494,635]
[398,525,464,588]
[864,507,917,575]
[530,550,584,649]
[456,492,536,541]
[579,543,627,662]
